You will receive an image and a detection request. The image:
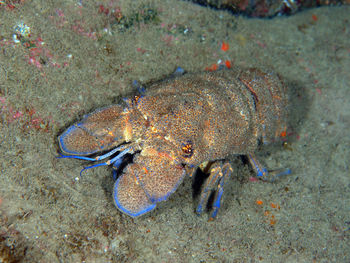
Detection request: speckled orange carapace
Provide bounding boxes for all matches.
[58,68,290,219]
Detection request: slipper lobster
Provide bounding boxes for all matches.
[58,67,290,219]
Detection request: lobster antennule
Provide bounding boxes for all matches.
[58,105,129,155]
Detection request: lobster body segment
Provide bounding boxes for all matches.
[58,68,289,218]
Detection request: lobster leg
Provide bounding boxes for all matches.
[247,153,291,182]
[196,162,233,219]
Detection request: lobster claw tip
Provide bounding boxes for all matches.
[112,153,187,217]
[59,105,127,156]
[59,124,100,155]
[113,172,157,217]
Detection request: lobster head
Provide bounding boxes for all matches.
[58,102,188,217]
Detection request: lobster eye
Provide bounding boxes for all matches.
[181,140,194,158]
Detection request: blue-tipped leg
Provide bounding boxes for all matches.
[248,153,291,182]
[173,67,185,76]
[196,162,233,219]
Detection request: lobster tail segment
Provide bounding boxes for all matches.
[239,68,288,144]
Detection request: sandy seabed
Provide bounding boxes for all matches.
[0,1,349,262]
